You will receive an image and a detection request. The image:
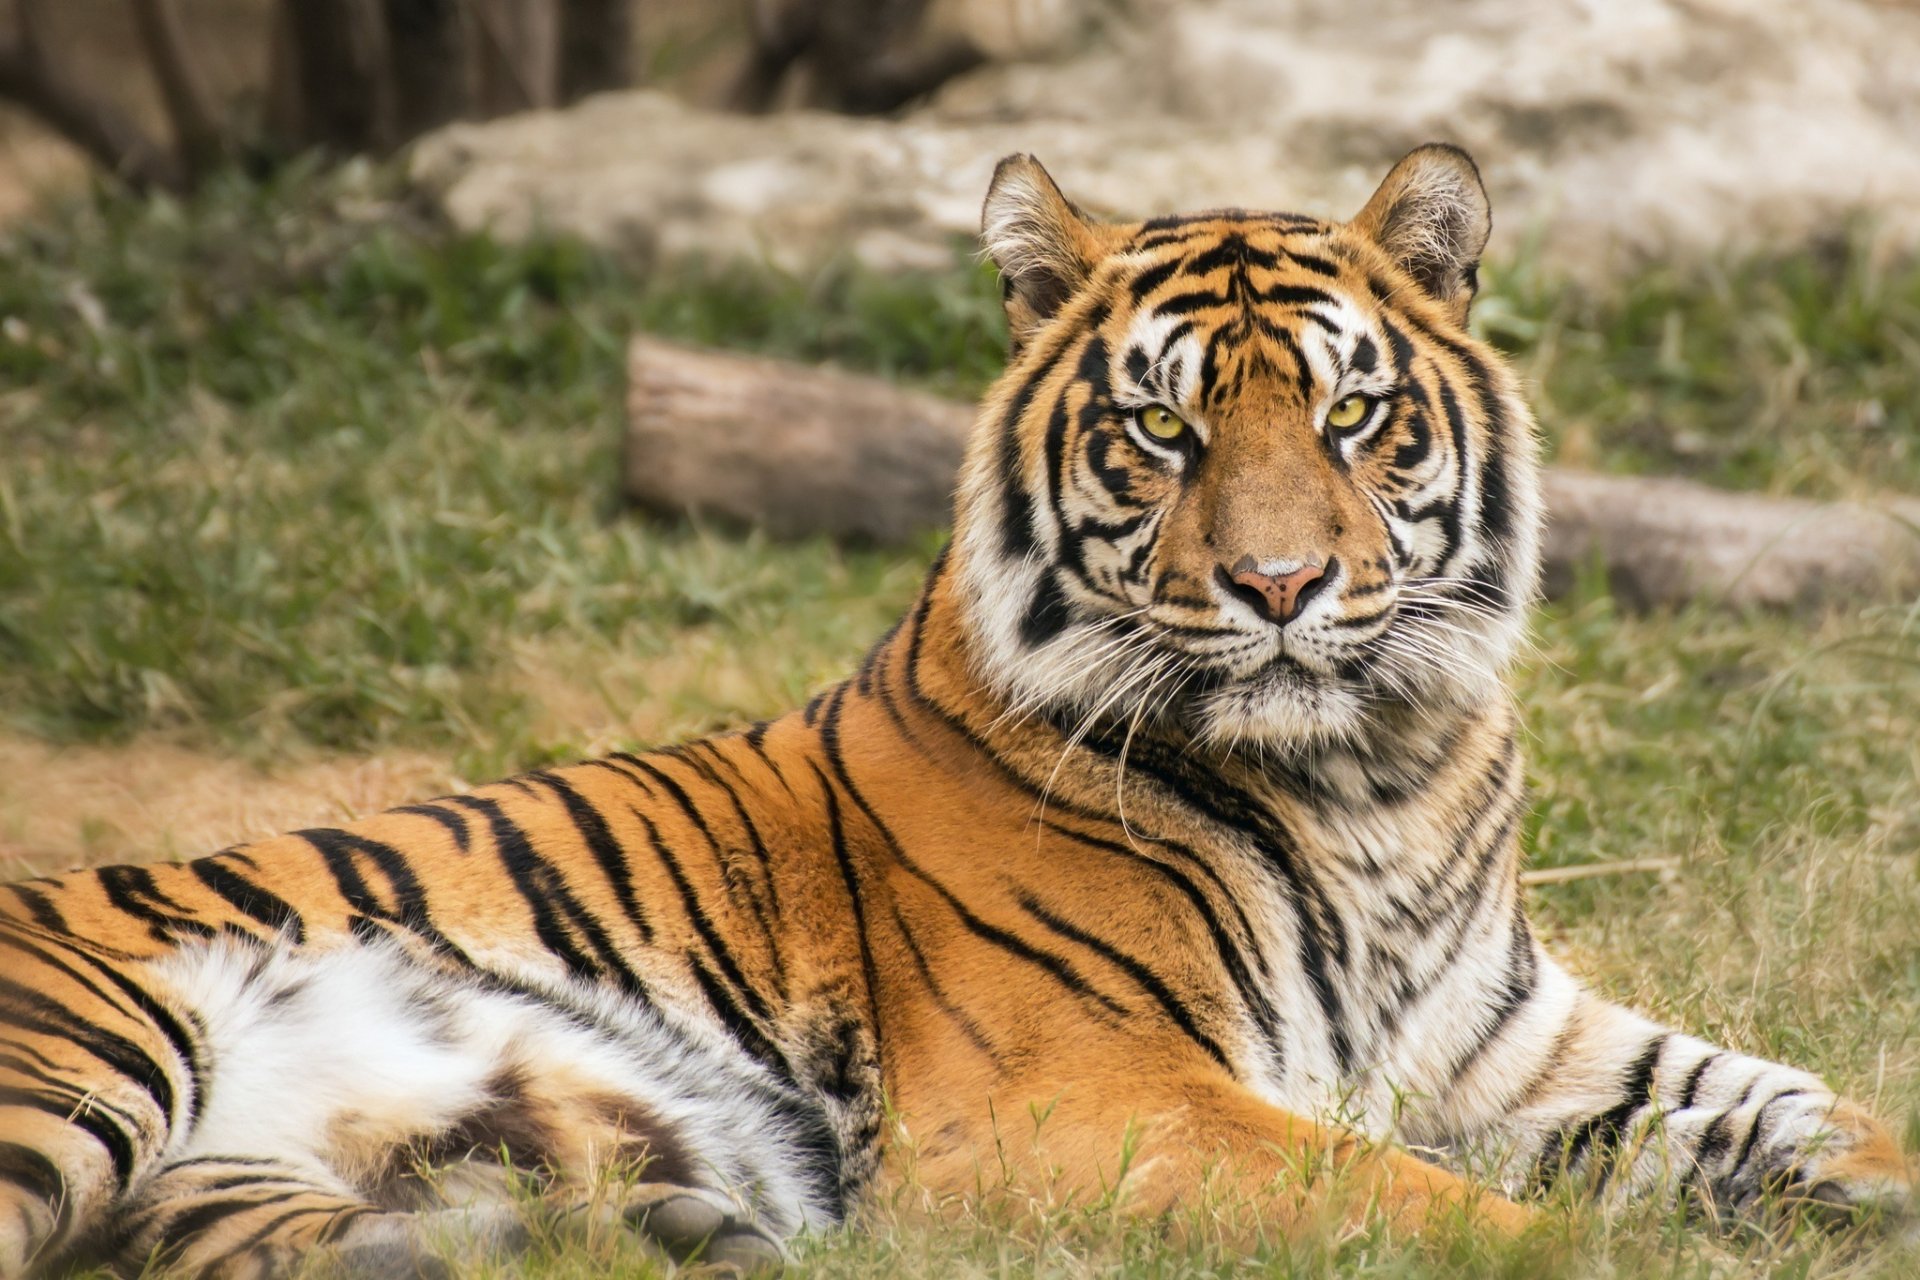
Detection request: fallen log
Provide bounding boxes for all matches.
[625,337,1920,611]
[1539,470,1920,610]
[625,338,970,545]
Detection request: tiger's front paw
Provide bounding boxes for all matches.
[1779,1102,1915,1234]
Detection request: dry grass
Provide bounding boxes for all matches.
[0,732,458,874]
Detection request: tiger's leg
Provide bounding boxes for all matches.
[117,1153,783,1279]
[441,1068,789,1273]
[144,933,812,1274]
[911,1072,1532,1242]
[0,925,189,1275]
[1434,961,1914,1227]
[113,1156,489,1279]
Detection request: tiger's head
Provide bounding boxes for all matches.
[950,145,1543,752]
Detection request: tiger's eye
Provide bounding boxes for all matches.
[1326,394,1372,431]
[1140,406,1189,440]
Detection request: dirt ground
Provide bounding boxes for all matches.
[0,733,462,877]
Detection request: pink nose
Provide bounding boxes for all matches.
[1223,557,1329,625]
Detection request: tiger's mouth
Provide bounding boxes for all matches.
[1110,580,1512,749]
[1073,611,1362,749]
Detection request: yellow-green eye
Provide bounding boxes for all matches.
[1326,394,1373,431]
[1139,406,1189,441]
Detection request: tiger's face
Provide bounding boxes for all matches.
[952,146,1543,751]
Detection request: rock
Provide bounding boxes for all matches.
[411,0,1920,278]
[625,337,1920,611]
[410,91,1328,276]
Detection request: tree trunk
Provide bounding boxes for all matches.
[730,0,816,112]
[0,0,183,190]
[382,0,473,140]
[472,0,557,115]
[129,0,228,178]
[278,0,391,153]
[557,0,634,103]
[624,337,1920,611]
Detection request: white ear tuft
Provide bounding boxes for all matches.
[981,154,1097,350]
[1352,144,1492,320]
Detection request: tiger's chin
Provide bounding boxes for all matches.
[1182,641,1508,755]
[1188,666,1372,754]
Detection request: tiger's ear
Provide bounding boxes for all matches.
[981,154,1103,351]
[1351,144,1491,322]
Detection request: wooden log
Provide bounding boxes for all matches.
[626,337,969,545]
[1539,469,1920,610]
[625,337,1920,609]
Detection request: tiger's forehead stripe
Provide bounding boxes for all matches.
[1100,221,1399,410]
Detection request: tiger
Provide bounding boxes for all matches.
[1,144,1913,1279]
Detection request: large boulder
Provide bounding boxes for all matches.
[410,0,1920,276]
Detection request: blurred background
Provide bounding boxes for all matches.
[1,7,1918,1275]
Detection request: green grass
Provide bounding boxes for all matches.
[4,167,1920,766]
[1483,231,1920,497]
[3,166,1919,1277]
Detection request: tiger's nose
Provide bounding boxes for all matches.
[1221,556,1331,626]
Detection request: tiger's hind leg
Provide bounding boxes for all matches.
[113,1156,786,1278]
[136,935,830,1275]
[559,1181,785,1274]
[411,1072,791,1273]
[110,1156,500,1279]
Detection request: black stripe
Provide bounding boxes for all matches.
[1072,726,1353,1067]
[0,1141,66,1227]
[189,857,305,943]
[0,1086,137,1187]
[672,744,786,949]
[2,884,66,932]
[679,949,790,1081]
[1730,1088,1806,1178]
[619,800,774,1026]
[65,947,203,1131]
[391,803,472,851]
[889,903,996,1059]
[1283,249,1341,277]
[0,979,177,1145]
[611,753,784,984]
[1015,891,1230,1069]
[433,799,638,989]
[625,744,783,967]
[817,689,1127,1020]
[994,338,1075,560]
[1153,288,1232,316]
[811,756,887,1051]
[154,1193,316,1259]
[1677,1052,1720,1111]
[1183,232,1281,276]
[1431,377,1472,568]
[0,929,202,1131]
[1694,1077,1760,1170]
[96,865,212,943]
[1258,282,1338,308]
[1441,906,1538,1087]
[1562,1035,1669,1176]
[293,827,467,962]
[1128,255,1184,301]
[528,771,655,944]
[1019,572,1073,648]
